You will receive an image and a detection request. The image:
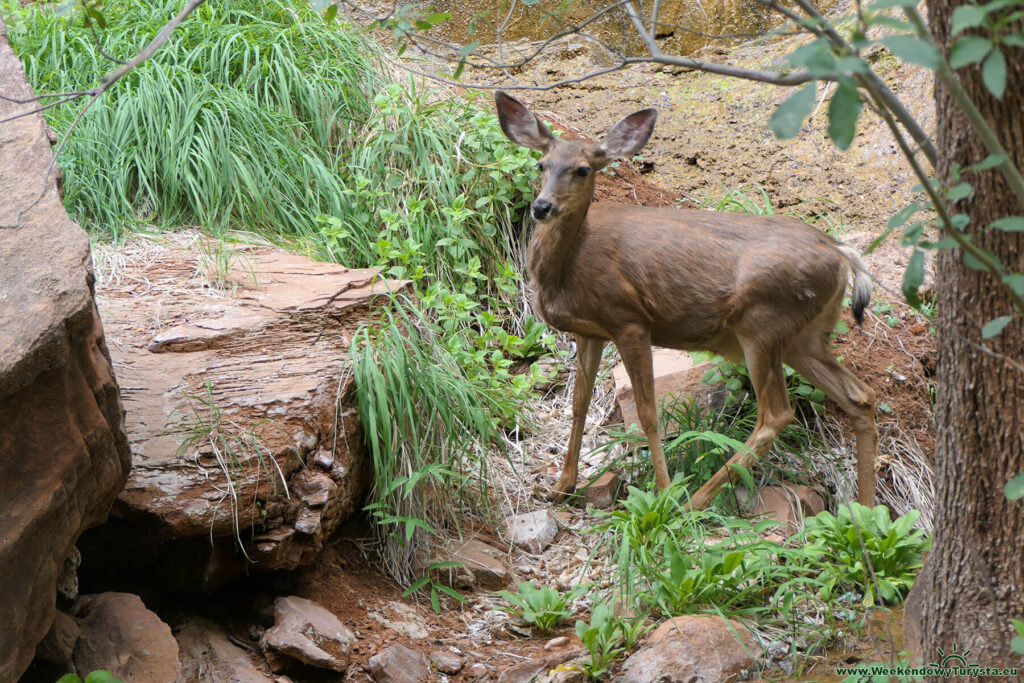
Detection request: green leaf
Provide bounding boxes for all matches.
[426,12,451,24]
[951,4,988,34]
[902,249,925,308]
[787,39,837,76]
[1005,472,1024,500]
[949,35,993,68]
[881,35,941,68]
[888,202,922,229]
[965,153,1006,172]
[835,319,850,334]
[1003,32,1024,48]
[324,4,337,22]
[982,49,1007,98]
[946,182,973,201]
[770,83,817,139]
[459,41,479,57]
[868,0,918,8]
[991,216,1024,231]
[1012,635,1024,655]
[84,672,124,683]
[827,78,863,150]
[981,315,1012,338]
[1002,273,1024,296]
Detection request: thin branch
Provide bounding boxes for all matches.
[0,94,85,125]
[87,20,127,66]
[0,89,96,104]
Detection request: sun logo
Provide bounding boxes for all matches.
[936,643,973,667]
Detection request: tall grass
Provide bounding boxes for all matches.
[10,0,380,238]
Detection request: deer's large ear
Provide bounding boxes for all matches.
[494,91,555,152]
[600,108,658,158]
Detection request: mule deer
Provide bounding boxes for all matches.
[494,91,877,510]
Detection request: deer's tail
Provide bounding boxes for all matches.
[836,244,872,326]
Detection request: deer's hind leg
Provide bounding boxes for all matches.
[687,338,794,511]
[784,334,877,506]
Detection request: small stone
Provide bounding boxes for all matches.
[506,509,560,554]
[293,509,321,535]
[583,471,621,508]
[312,449,335,470]
[291,470,336,508]
[544,636,570,651]
[260,596,355,672]
[451,539,511,589]
[430,649,465,674]
[614,615,757,682]
[467,662,489,678]
[369,644,429,683]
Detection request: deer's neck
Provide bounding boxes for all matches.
[525,207,588,314]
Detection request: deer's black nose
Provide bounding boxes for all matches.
[533,200,553,220]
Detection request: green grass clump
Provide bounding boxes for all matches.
[9,0,378,239]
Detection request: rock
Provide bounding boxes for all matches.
[506,510,560,554]
[72,593,181,683]
[369,601,430,640]
[368,644,429,683]
[467,662,490,678]
[544,636,571,651]
[260,596,355,672]
[450,539,511,589]
[613,615,757,683]
[177,617,275,682]
[583,471,621,508]
[497,648,587,683]
[35,611,80,668]
[430,649,464,674]
[612,348,726,428]
[0,19,132,680]
[751,485,825,535]
[92,235,408,583]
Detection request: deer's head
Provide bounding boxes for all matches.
[494,91,658,222]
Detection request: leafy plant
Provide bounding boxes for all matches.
[575,601,626,679]
[800,504,931,606]
[403,561,467,613]
[496,581,586,632]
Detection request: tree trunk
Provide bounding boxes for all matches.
[913,0,1024,672]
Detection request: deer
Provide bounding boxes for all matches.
[494,91,878,510]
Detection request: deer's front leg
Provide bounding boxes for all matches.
[616,328,672,491]
[552,336,606,500]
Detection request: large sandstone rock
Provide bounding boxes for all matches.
[0,17,132,682]
[613,615,758,683]
[72,592,180,683]
[612,348,726,428]
[91,235,406,584]
[260,595,356,672]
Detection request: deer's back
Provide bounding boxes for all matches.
[542,204,848,352]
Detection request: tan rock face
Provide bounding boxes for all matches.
[95,236,407,578]
[0,16,131,682]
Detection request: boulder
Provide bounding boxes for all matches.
[751,485,826,536]
[427,538,511,589]
[0,17,131,681]
[72,593,180,683]
[368,644,429,683]
[613,615,757,683]
[506,509,560,554]
[92,235,407,583]
[176,617,274,682]
[612,348,726,427]
[34,610,80,669]
[260,596,356,672]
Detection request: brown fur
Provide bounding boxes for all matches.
[495,92,877,508]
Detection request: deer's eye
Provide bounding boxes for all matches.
[576,166,590,177]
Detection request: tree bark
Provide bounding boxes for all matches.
[913,0,1024,673]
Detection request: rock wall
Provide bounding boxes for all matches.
[0,16,132,682]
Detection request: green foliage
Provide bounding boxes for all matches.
[575,601,627,679]
[496,582,586,632]
[1006,472,1024,500]
[800,503,931,606]
[351,301,515,582]
[9,0,379,239]
[1011,618,1024,655]
[699,353,828,416]
[403,562,467,613]
[57,672,123,683]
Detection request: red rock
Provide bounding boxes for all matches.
[612,348,725,427]
[368,644,429,683]
[615,615,757,682]
[583,471,622,508]
[506,509,560,554]
[72,593,180,682]
[752,485,826,535]
[260,596,355,673]
[0,20,131,680]
[450,539,511,589]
